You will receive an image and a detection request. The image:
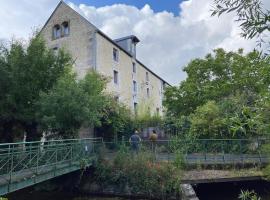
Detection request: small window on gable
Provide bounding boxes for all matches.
[62,21,69,36]
[53,24,61,39]
[113,48,119,62]
[113,70,118,84]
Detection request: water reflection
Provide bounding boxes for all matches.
[195,180,270,200]
[7,180,270,200]
[7,191,140,200]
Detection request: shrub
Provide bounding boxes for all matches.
[94,150,182,199]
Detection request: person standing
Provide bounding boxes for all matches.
[149,130,158,154]
[129,129,142,154]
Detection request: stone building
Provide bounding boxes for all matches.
[41,1,170,116]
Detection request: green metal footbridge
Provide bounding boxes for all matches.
[0,138,270,196]
[0,138,102,196]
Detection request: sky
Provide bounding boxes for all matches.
[0,0,270,85]
[71,0,185,15]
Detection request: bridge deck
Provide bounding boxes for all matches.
[0,138,101,196]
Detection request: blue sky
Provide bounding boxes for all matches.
[71,0,185,15]
[1,0,265,84]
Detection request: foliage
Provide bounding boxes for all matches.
[94,149,182,198]
[37,70,107,138]
[211,0,270,49]
[164,48,270,139]
[133,100,163,129]
[0,35,72,142]
[95,98,134,141]
[239,190,261,200]
[189,101,226,138]
[164,49,270,117]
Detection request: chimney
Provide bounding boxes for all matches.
[114,35,140,58]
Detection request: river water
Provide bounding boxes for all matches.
[6,180,270,200]
[7,192,129,200]
[195,180,270,200]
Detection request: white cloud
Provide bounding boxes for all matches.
[0,0,269,85]
[0,0,59,40]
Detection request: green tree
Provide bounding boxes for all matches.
[0,36,72,142]
[189,101,226,138]
[211,0,270,48]
[95,97,134,141]
[37,70,107,138]
[164,48,270,117]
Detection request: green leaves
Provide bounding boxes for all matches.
[239,190,261,200]
[0,35,72,141]
[165,48,270,117]
[164,48,270,139]
[37,71,108,138]
[211,0,270,50]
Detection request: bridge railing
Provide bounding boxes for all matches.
[0,138,103,186]
[101,138,270,165]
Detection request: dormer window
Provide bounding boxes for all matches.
[62,21,69,36]
[53,24,61,39]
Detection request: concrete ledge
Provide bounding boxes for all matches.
[180,184,199,200]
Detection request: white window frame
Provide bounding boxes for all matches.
[52,24,61,39]
[62,21,70,36]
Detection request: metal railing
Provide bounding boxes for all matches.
[0,138,103,195]
[0,137,269,195]
[102,138,270,165]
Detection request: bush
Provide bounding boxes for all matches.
[94,149,182,199]
[238,190,261,200]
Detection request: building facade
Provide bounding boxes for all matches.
[41,1,169,116]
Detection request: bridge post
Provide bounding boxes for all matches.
[54,147,58,176]
[240,140,243,165]
[70,144,73,167]
[204,140,207,163]
[8,144,14,193]
[258,138,262,165]
[36,144,40,176]
[222,140,225,164]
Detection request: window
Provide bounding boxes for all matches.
[132,62,136,73]
[114,96,119,102]
[52,46,58,55]
[113,48,119,62]
[113,70,118,84]
[134,102,138,114]
[146,71,149,82]
[156,108,160,114]
[147,88,150,98]
[133,81,137,93]
[62,21,69,36]
[53,24,61,39]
